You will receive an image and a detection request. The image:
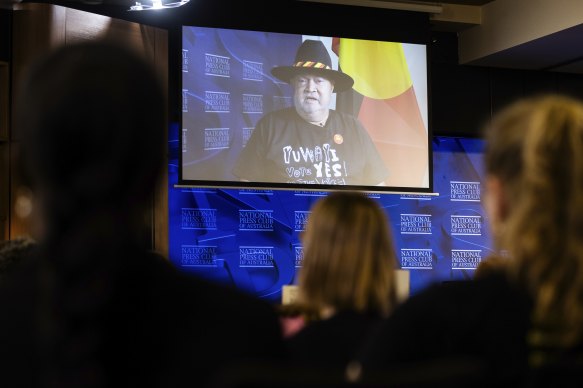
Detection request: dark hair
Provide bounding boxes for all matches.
[14,40,166,386]
[17,41,165,221]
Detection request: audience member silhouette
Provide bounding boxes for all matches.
[354,94,583,386]
[286,191,398,370]
[0,40,284,388]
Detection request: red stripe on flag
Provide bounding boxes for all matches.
[358,87,428,187]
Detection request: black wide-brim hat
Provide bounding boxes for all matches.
[271,39,354,93]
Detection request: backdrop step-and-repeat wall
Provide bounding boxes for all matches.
[169,130,489,302]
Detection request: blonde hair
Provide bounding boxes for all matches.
[296,191,397,318]
[484,94,583,348]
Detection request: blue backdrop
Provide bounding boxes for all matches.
[169,128,490,303]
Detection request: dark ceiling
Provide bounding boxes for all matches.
[348,0,583,74]
[6,0,583,74]
[379,0,493,4]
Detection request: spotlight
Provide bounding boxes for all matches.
[129,0,189,11]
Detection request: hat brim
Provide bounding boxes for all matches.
[271,66,354,93]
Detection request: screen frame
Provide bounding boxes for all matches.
[174,17,434,194]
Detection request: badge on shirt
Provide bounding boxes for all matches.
[333,134,344,145]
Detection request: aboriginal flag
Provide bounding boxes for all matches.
[333,38,429,188]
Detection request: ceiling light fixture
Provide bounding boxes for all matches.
[129,0,189,11]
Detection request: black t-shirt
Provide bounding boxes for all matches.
[233,108,389,185]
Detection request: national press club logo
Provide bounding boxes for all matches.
[180,245,216,267]
[400,193,432,201]
[273,96,292,110]
[242,94,263,114]
[400,213,432,234]
[450,214,482,236]
[450,181,481,202]
[294,211,310,232]
[238,188,273,196]
[295,246,304,267]
[242,127,254,148]
[293,191,327,198]
[181,208,217,230]
[205,53,230,78]
[238,210,274,231]
[400,248,433,269]
[243,60,263,81]
[239,246,274,267]
[182,89,188,113]
[205,91,230,113]
[182,49,189,73]
[182,127,188,153]
[451,249,482,270]
[204,128,230,151]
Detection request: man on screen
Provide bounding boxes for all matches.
[233,39,388,186]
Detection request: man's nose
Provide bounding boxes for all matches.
[305,78,317,91]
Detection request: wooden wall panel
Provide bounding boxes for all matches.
[0,62,8,140]
[9,3,57,239]
[152,28,169,257]
[11,4,61,142]
[7,143,31,239]
[64,8,112,44]
[8,5,169,255]
[0,143,8,240]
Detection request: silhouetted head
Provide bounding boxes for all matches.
[12,40,167,387]
[297,191,397,318]
[15,40,166,235]
[484,94,583,347]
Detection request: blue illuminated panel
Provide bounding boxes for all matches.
[169,127,489,302]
